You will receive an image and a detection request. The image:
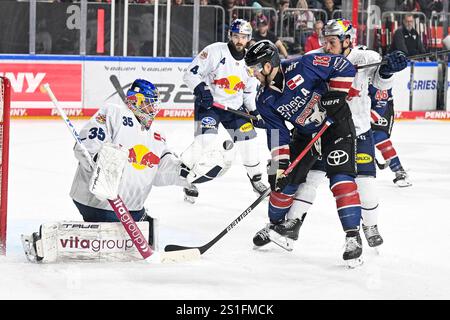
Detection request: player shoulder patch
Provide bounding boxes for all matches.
[95,113,106,124]
[286,74,304,90]
[312,55,331,67]
[200,50,208,59]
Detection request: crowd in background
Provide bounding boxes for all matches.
[18,0,450,57]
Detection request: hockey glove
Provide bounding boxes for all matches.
[320,91,351,123]
[379,50,408,78]
[193,82,214,110]
[268,159,290,192]
[249,110,266,129]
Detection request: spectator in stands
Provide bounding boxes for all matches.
[304,20,323,52]
[173,0,185,5]
[416,0,443,18]
[389,14,426,56]
[250,15,289,58]
[200,0,209,5]
[295,0,315,51]
[323,0,339,20]
[275,0,295,35]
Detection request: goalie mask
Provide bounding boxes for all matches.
[126,79,161,130]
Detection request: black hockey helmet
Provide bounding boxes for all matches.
[244,40,281,70]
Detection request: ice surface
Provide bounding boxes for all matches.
[1,119,450,299]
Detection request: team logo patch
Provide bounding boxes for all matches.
[356,153,373,164]
[327,150,349,166]
[287,74,304,90]
[199,51,208,59]
[201,117,217,128]
[313,55,331,67]
[239,122,254,132]
[95,113,106,124]
[376,117,389,127]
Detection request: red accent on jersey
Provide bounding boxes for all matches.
[371,110,381,122]
[329,79,353,91]
[269,192,294,209]
[347,86,361,99]
[271,146,290,158]
[153,132,165,142]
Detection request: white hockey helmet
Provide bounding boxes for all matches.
[229,19,253,40]
[323,18,355,42]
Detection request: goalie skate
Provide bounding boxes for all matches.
[21,233,43,263]
[183,184,199,204]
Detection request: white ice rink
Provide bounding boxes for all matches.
[1,118,450,300]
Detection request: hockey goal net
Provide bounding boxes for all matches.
[0,77,10,255]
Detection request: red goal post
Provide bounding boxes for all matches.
[0,77,11,255]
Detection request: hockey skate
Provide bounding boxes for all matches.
[248,173,269,196]
[362,224,383,248]
[393,169,412,188]
[343,231,363,268]
[183,184,199,204]
[21,232,43,263]
[253,223,275,248]
[268,218,304,251]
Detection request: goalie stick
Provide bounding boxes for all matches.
[356,49,450,70]
[42,83,199,263]
[164,119,333,255]
[109,75,128,103]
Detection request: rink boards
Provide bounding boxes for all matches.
[0,54,449,120]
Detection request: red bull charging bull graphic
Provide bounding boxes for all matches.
[213,75,246,94]
[128,145,160,170]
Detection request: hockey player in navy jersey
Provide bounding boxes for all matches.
[182,18,269,203]
[244,40,364,266]
[369,84,412,187]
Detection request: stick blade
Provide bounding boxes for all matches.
[164,244,196,252]
[160,249,201,263]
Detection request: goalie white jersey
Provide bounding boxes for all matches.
[183,42,258,111]
[70,103,187,211]
[308,46,393,135]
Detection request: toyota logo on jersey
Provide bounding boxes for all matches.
[327,150,349,166]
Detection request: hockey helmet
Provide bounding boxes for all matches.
[244,40,280,72]
[126,79,160,129]
[229,19,252,39]
[323,18,355,42]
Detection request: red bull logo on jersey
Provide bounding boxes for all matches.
[213,75,246,94]
[128,145,160,170]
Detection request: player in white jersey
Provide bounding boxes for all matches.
[285,19,408,249]
[21,79,234,262]
[182,19,268,203]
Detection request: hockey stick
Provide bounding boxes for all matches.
[42,83,199,263]
[213,102,258,121]
[375,158,391,170]
[356,49,450,70]
[109,75,128,103]
[164,119,333,255]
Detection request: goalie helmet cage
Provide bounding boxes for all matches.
[0,77,10,255]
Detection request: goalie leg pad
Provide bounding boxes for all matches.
[21,221,152,263]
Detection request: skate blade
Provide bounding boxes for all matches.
[268,230,294,252]
[345,257,364,269]
[395,180,412,188]
[184,195,196,204]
